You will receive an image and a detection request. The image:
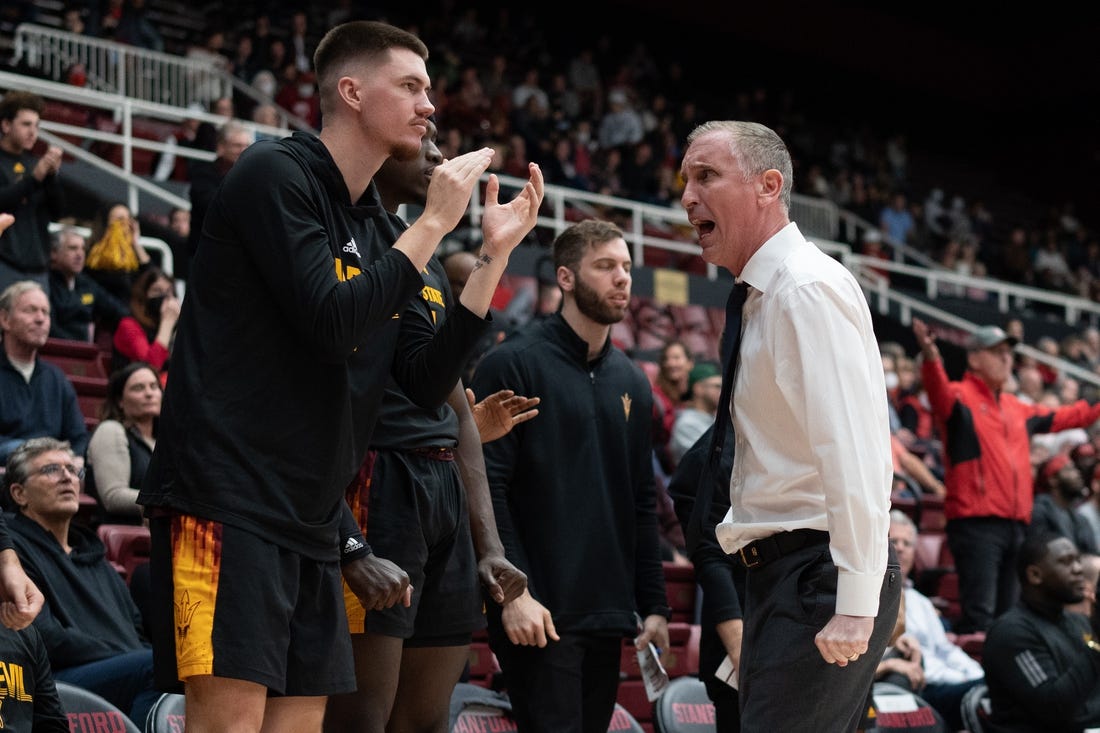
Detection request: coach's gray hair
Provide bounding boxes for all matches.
[686,120,793,211]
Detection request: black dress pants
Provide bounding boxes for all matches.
[739,539,901,732]
[490,629,622,733]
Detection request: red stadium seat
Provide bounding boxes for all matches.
[466,641,501,689]
[96,524,151,584]
[662,562,697,624]
[40,338,107,378]
[68,374,109,424]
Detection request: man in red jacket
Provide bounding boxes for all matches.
[913,319,1100,632]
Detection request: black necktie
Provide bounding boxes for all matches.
[685,281,749,554]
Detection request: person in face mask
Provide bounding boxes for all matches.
[1029,451,1100,555]
[111,266,179,386]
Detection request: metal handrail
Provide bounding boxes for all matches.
[0,70,291,212]
[853,267,1100,390]
[13,23,231,107]
[842,251,1100,325]
[12,23,317,133]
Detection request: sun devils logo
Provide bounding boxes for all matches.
[621,393,632,420]
[175,589,201,641]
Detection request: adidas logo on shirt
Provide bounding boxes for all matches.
[343,238,360,257]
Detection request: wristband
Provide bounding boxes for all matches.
[340,535,372,565]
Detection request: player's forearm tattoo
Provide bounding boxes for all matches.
[472,253,493,272]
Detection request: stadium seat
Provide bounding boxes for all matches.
[145,692,185,733]
[612,319,637,351]
[668,305,711,334]
[636,360,659,386]
[931,572,961,624]
[449,681,513,732]
[75,494,101,531]
[465,641,501,689]
[653,675,714,733]
[607,702,646,733]
[40,338,107,378]
[97,524,151,585]
[918,496,947,533]
[55,680,142,733]
[951,631,986,663]
[658,623,699,679]
[959,683,991,733]
[620,621,697,682]
[662,562,697,624]
[871,681,948,732]
[616,680,654,733]
[69,374,109,424]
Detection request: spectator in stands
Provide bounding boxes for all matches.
[113,0,163,52]
[0,281,88,465]
[981,531,1100,732]
[651,339,693,474]
[1078,465,1100,549]
[890,433,946,499]
[1030,452,1099,555]
[185,27,231,99]
[2,437,158,727]
[913,319,1100,632]
[0,620,68,731]
[47,226,127,343]
[159,207,189,279]
[251,103,282,138]
[61,5,86,36]
[471,219,669,733]
[1015,363,1046,404]
[185,121,254,278]
[597,89,644,152]
[872,627,925,702]
[150,103,206,183]
[247,13,274,72]
[84,202,153,306]
[1033,229,1077,294]
[84,362,159,525]
[0,91,65,295]
[287,10,313,73]
[889,510,985,731]
[668,360,720,468]
[230,32,257,84]
[895,354,933,433]
[879,191,915,246]
[188,98,233,163]
[1067,552,1100,618]
[111,266,178,382]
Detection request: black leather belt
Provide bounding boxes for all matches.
[737,529,829,569]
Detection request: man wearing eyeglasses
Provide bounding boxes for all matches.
[2,436,160,727]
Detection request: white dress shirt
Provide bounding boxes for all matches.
[715,222,893,617]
